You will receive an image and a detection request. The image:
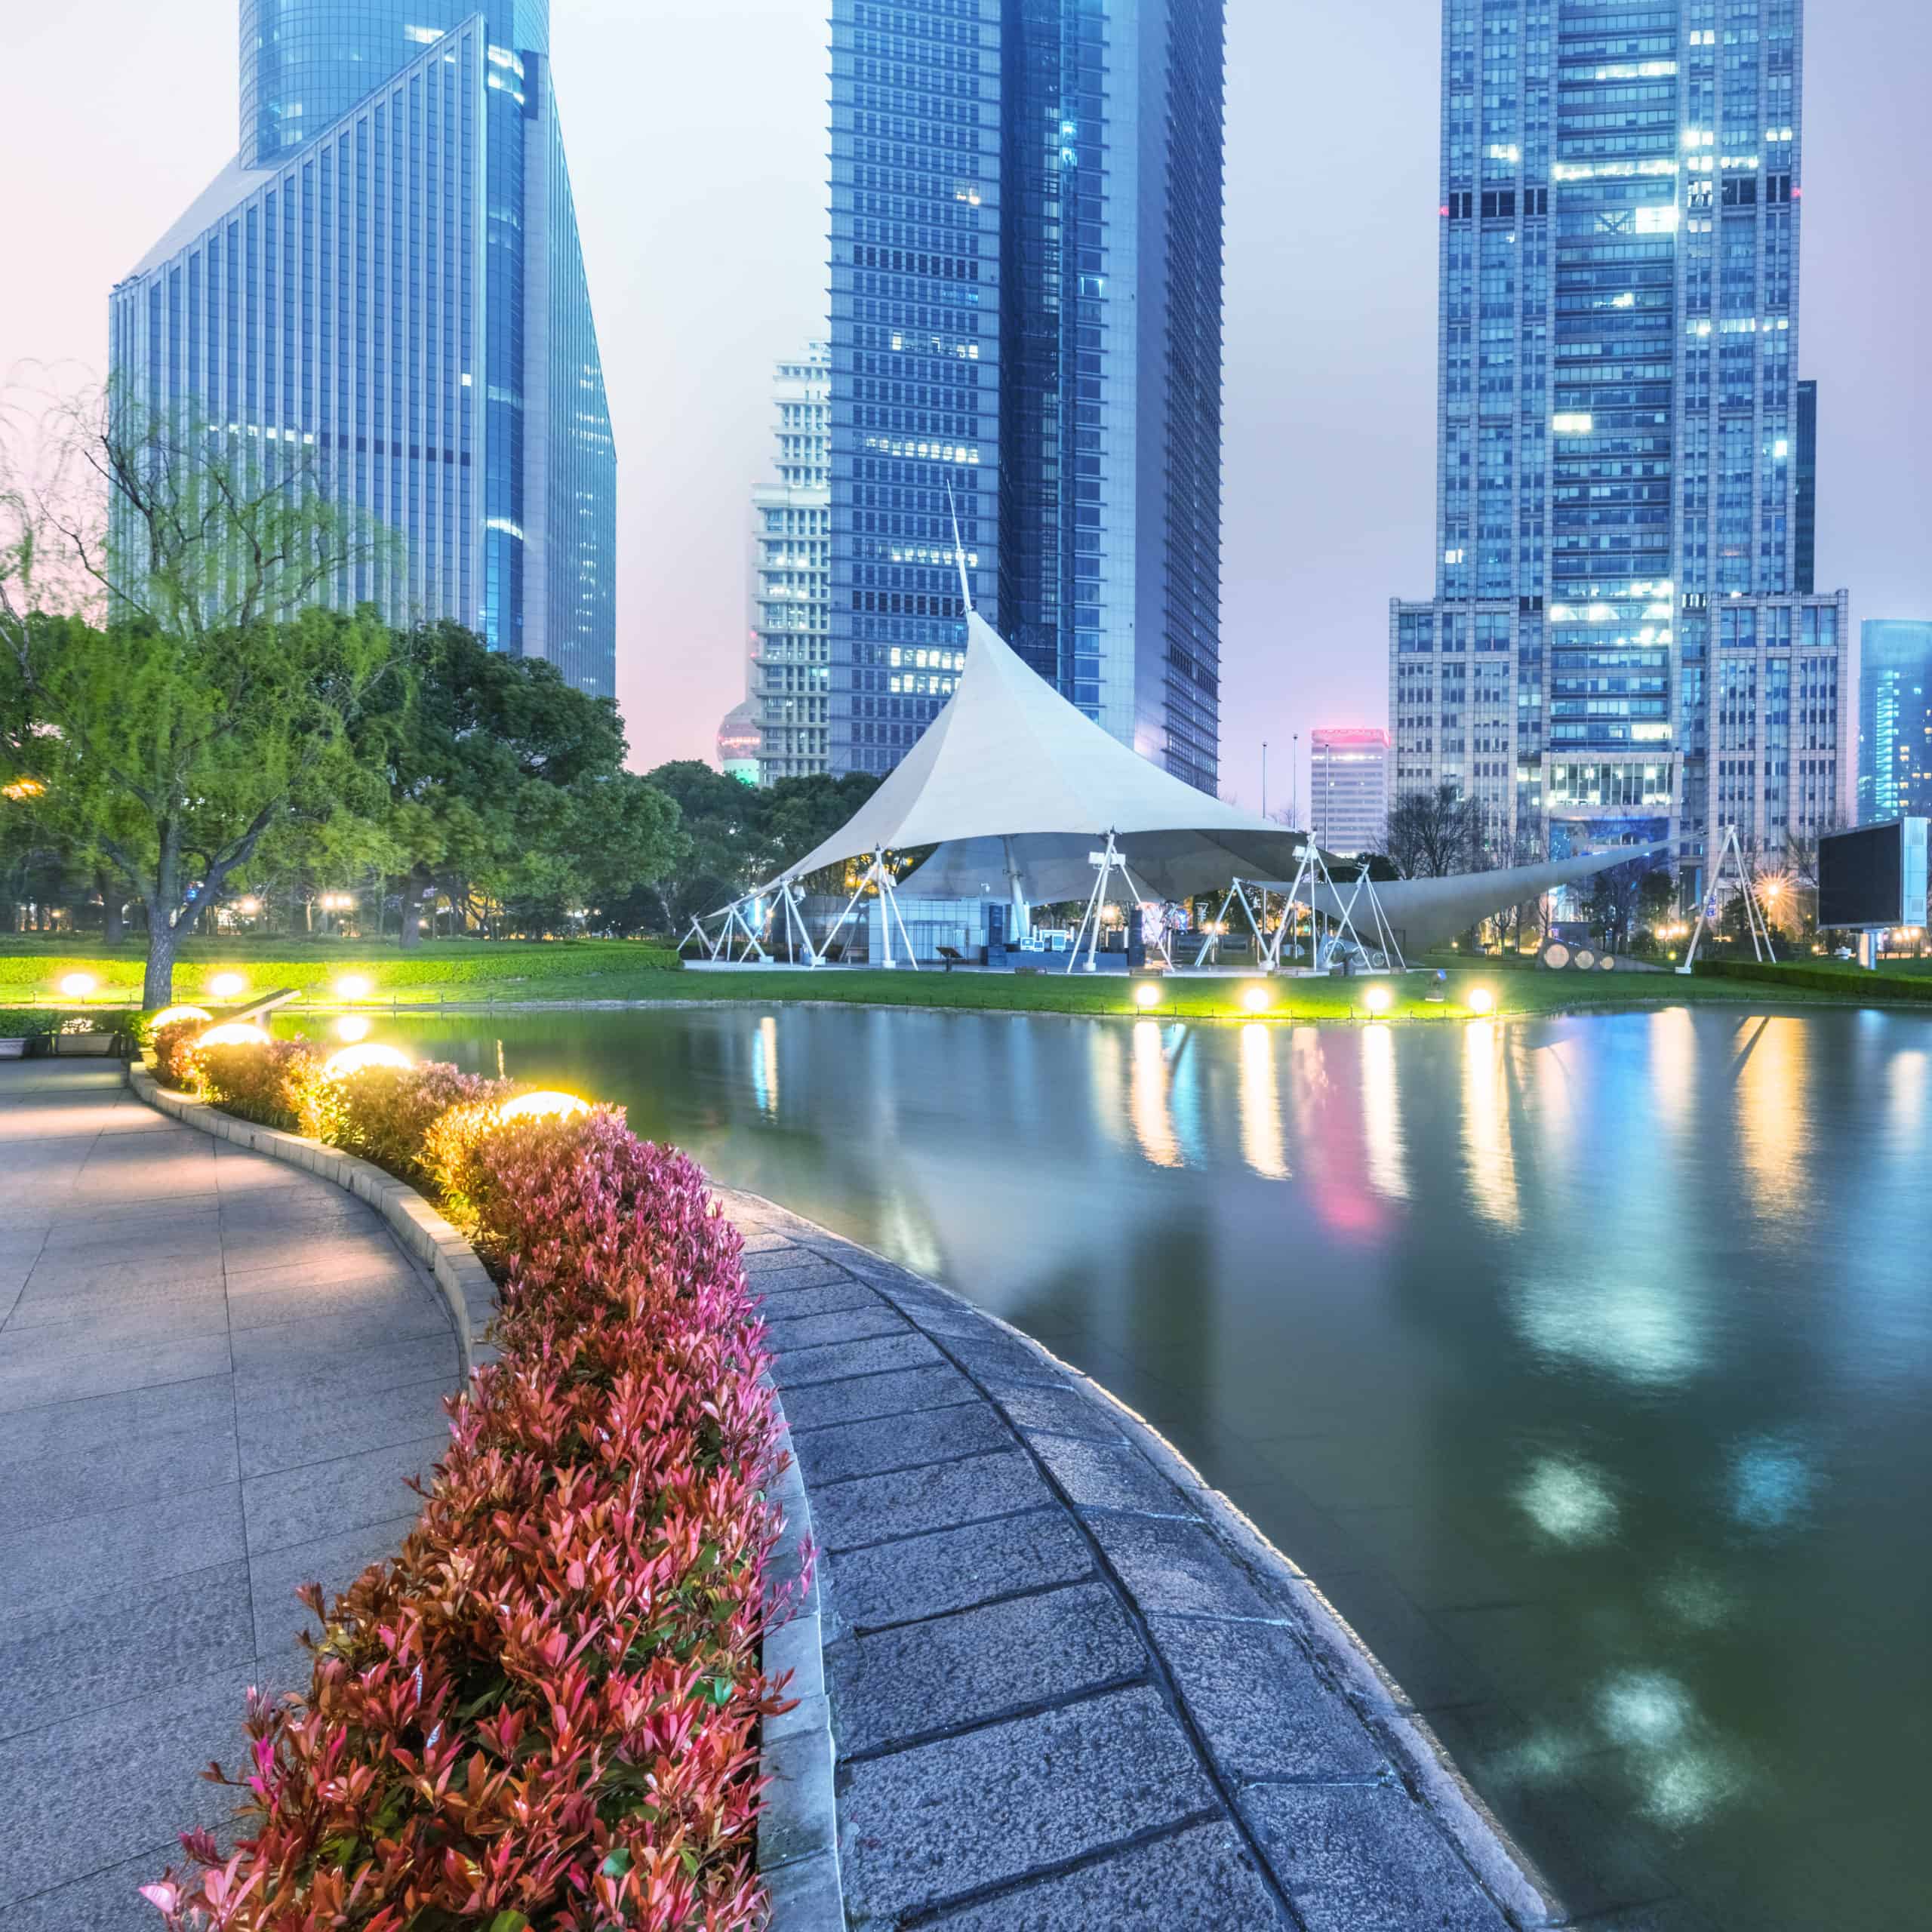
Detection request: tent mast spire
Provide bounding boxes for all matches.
[945,475,974,614]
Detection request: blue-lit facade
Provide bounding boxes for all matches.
[828,0,1226,789]
[1859,620,1932,825]
[111,2,616,696]
[1391,0,1850,885]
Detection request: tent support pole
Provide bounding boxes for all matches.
[1068,832,1122,976]
[818,863,875,967]
[1120,861,1173,968]
[1196,884,1242,968]
[876,856,919,971]
[1681,825,1772,974]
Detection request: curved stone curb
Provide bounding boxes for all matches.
[718,1186,1571,1932]
[755,1386,847,1930]
[130,1065,497,1376]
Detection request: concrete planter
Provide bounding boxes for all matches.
[0,1038,26,1059]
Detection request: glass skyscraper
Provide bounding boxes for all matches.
[828,0,1226,791]
[1858,620,1932,824]
[1391,0,1850,887]
[109,1,617,697]
[750,346,834,781]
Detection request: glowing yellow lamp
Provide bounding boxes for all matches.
[1362,983,1395,1017]
[1241,983,1272,1014]
[199,1022,272,1048]
[334,1014,373,1043]
[59,974,97,998]
[335,974,372,1001]
[149,1004,211,1032]
[1133,981,1163,1009]
[208,972,248,1000]
[1467,987,1497,1016]
[497,1091,592,1124]
[322,1042,412,1079]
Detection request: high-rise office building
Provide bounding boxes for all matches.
[828,0,1226,790]
[1390,0,1850,891]
[751,346,833,781]
[1311,728,1393,857]
[109,2,617,697]
[1858,620,1932,823]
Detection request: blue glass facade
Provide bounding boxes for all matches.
[1858,620,1932,824]
[1392,0,1850,882]
[113,1,615,696]
[828,0,1225,789]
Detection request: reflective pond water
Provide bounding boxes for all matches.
[386,1003,1932,1930]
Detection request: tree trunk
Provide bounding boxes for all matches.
[97,872,126,946]
[398,872,422,949]
[143,918,179,1008]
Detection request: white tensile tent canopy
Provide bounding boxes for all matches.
[741,608,1663,957]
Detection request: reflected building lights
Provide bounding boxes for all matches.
[1647,1008,1698,1136]
[1887,1049,1927,1152]
[1360,1023,1409,1199]
[1130,1019,1183,1169]
[1461,1020,1522,1229]
[1238,1023,1290,1181]
[1518,1454,1620,1543]
[1727,1432,1820,1531]
[1736,1020,1810,1224]
[753,1015,780,1121]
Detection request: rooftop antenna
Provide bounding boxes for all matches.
[944,475,974,614]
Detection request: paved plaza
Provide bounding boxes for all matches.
[0,1063,460,1930]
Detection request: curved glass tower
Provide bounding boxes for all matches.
[112,1,616,697]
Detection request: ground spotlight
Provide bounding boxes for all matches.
[1362,983,1395,1017]
[1467,986,1496,1016]
[335,974,372,1001]
[322,1043,411,1078]
[208,972,248,1001]
[1134,981,1163,1009]
[199,1022,272,1048]
[1241,983,1272,1014]
[58,974,97,998]
[497,1091,592,1124]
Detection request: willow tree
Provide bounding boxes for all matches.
[0,385,401,1003]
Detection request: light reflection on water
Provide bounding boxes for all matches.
[385,1003,1932,1932]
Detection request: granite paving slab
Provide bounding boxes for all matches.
[0,1063,461,1930]
[717,1186,1561,1932]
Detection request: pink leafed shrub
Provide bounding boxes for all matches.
[145,1073,796,1932]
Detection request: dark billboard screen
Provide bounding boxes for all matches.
[1818,824,1903,931]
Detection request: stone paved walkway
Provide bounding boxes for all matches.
[0,1062,460,1930]
[718,1188,1632,1932]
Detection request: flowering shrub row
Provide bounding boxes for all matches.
[145,1041,795,1930]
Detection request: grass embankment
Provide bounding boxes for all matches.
[8,936,1928,1027]
[0,937,681,1007]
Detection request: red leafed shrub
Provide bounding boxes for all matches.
[144,1093,797,1931]
[195,1039,321,1134]
[309,1061,516,1191]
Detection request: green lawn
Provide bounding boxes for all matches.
[0,937,680,1007]
[5,933,1927,1028]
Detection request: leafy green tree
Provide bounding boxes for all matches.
[382,624,686,940]
[0,388,400,1001]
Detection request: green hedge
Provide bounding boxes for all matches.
[0,941,682,999]
[1693,959,1932,1002]
[0,1008,139,1039]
